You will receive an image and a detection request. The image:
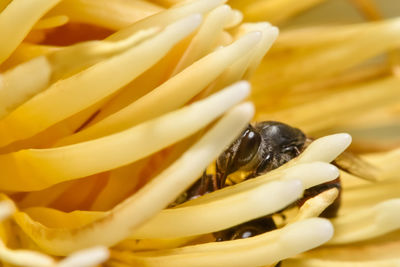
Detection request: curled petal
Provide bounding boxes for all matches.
[14,101,254,255]
[0,81,250,191]
[111,218,333,267]
[330,199,400,244]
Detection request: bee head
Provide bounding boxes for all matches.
[216,124,262,178]
[256,121,306,170]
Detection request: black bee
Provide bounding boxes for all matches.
[214,121,342,241]
[215,121,307,185]
[171,121,373,241]
[172,121,307,205]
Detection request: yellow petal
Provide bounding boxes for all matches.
[14,102,254,255]
[0,81,250,191]
[0,0,61,64]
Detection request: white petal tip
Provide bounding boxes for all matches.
[246,31,262,42]
[233,102,255,119]
[284,162,339,189]
[234,80,251,91]
[281,218,334,251]
[59,246,109,267]
[327,163,340,179]
[187,13,203,26]
[223,81,251,102]
[336,133,352,148]
[0,201,15,221]
[268,26,279,37]
[219,4,231,12]
[298,133,353,163]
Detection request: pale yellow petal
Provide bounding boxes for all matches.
[56,31,261,145]
[0,81,249,191]
[14,102,254,255]
[0,15,202,146]
[131,180,303,239]
[0,0,61,63]
[330,199,400,244]
[111,218,333,267]
[49,0,163,30]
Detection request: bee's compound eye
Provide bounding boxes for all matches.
[217,125,261,174]
[214,217,277,241]
[234,126,262,167]
[231,225,264,240]
[236,229,255,239]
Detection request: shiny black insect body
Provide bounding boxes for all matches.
[175,121,309,203]
[216,121,307,185]
[172,121,342,241]
[213,121,341,241]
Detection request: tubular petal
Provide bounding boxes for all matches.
[0,15,202,146]
[330,199,400,244]
[57,246,109,267]
[282,258,400,267]
[48,0,163,30]
[56,31,261,145]
[0,0,61,64]
[111,218,333,267]
[14,102,254,255]
[107,0,226,41]
[174,161,338,208]
[0,240,55,267]
[293,188,339,221]
[131,180,303,238]
[0,81,250,191]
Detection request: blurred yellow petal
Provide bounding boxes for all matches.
[0,240,56,267]
[33,15,69,30]
[108,0,226,41]
[0,15,201,146]
[57,246,109,267]
[111,218,333,267]
[0,0,61,64]
[283,258,400,267]
[49,0,163,30]
[14,101,254,255]
[0,200,15,222]
[57,31,262,145]
[293,188,339,221]
[1,0,399,266]
[235,0,326,24]
[0,82,250,191]
[330,199,400,244]
[131,180,303,239]
[256,77,400,134]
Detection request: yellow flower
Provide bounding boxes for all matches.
[0,0,399,266]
